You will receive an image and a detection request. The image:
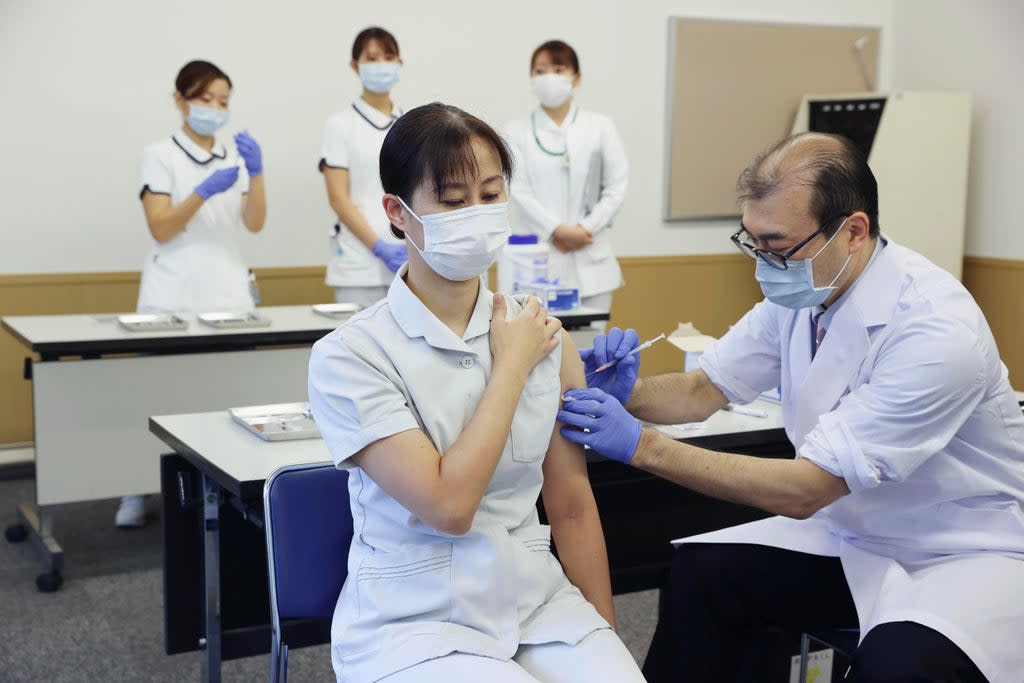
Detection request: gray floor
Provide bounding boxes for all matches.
[0,476,659,682]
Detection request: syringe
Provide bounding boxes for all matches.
[585,333,666,378]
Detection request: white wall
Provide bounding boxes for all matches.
[890,0,1024,260]
[0,0,893,275]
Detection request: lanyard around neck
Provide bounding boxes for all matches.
[531,107,580,157]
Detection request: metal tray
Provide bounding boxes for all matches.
[229,403,321,441]
[117,313,189,332]
[312,303,364,320]
[197,311,271,329]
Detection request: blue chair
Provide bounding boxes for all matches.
[799,628,860,682]
[264,463,352,683]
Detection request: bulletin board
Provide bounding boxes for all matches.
[664,18,880,220]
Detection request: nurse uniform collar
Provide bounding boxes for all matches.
[172,130,227,165]
[352,97,401,131]
[531,104,580,158]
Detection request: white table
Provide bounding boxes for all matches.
[150,401,787,683]
[2,305,608,591]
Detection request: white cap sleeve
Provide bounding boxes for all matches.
[139,145,173,199]
[319,114,350,171]
[308,333,421,469]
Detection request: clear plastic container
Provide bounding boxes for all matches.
[497,234,549,293]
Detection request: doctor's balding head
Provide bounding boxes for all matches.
[737,132,880,239]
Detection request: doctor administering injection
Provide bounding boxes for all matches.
[563,133,1024,682]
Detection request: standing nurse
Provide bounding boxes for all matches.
[119,60,267,527]
[320,26,407,306]
[503,40,628,314]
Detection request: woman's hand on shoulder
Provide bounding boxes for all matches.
[489,293,562,380]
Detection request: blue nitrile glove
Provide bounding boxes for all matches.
[558,387,643,464]
[580,327,640,405]
[234,131,263,176]
[372,240,408,272]
[194,166,240,200]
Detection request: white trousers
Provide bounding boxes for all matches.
[377,629,645,683]
[334,286,388,307]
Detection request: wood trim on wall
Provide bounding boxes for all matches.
[1,254,1020,444]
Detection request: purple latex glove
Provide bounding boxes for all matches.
[234,131,263,176]
[579,327,640,405]
[558,387,642,464]
[195,166,239,200]
[372,239,408,272]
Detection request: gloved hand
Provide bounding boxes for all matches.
[234,131,263,176]
[558,387,642,464]
[580,327,640,405]
[194,166,240,200]
[373,239,408,272]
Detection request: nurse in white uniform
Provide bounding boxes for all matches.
[503,40,628,314]
[308,103,645,683]
[117,60,267,528]
[562,133,1024,682]
[320,26,406,306]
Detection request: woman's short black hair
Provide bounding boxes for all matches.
[351,27,399,61]
[175,60,232,100]
[379,103,514,238]
[531,40,580,74]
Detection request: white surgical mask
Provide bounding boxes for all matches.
[531,73,574,108]
[755,219,853,309]
[187,104,229,136]
[397,197,510,282]
[359,62,401,94]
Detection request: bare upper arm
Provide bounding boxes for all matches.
[140,189,171,226]
[323,166,351,202]
[541,331,593,519]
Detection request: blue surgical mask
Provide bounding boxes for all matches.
[755,221,852,309]
[359,62,401,94]
[187,105,229,136]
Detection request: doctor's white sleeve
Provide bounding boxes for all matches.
[698,300,783,404]
[318,115,350,172]
[578,118,628,236]
[139,145,173,199]
[798,318,988,491]
[503,128,561,241]
[308,335,421,469]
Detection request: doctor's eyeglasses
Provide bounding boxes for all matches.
[731,215,848,270]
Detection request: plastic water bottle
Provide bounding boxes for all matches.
[498,235,549,293]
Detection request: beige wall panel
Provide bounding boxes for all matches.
[963,256,1024,390]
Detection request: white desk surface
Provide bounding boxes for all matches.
[3,305,607,347]
[3,306,340,346]
[652,399,784,440]
[151,398,784,499]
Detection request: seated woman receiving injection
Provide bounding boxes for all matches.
[308,103,645,683]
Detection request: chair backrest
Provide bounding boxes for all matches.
[264,463,353,623]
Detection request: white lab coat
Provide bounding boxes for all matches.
[308,271,609,682]
[319,99,404,288]
[689,238,1024,682]
[137,131,253,313]
[503,104,627,298]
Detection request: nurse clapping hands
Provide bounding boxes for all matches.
[118,60,267,529]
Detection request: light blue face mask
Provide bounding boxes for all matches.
[755,221,852,309]
[187,104,229,136]
[358,62,401,94]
